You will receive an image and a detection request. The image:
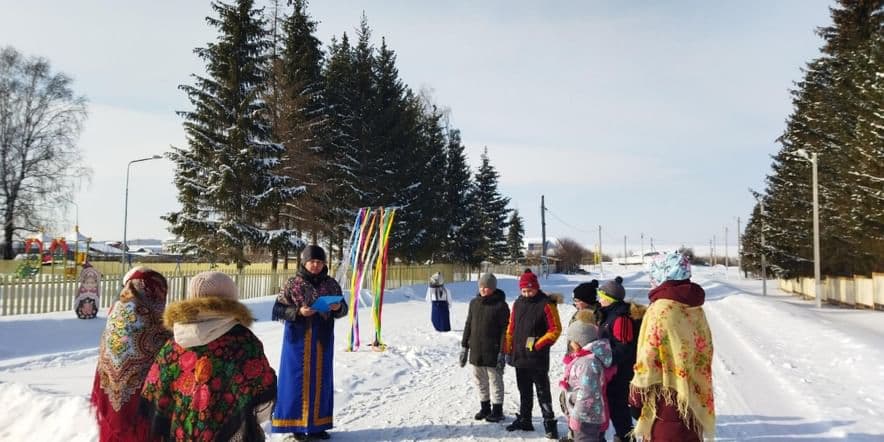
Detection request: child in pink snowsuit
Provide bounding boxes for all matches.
[560,310,615,442]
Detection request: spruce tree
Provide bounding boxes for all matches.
[320,33,361,253]
[352,15,379,206]
[165,0,298,269]
[264,0,325,267]
[440,128,478,264]
[397,96,448,262]
[471,147,511,264]
[759,0,883,277]
[506,209,526,263]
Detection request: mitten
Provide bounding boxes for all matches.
[459,347,469,367]
[505,353,514,367]
[569,416,581,431]
[496,353,506,372]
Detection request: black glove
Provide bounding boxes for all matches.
[505,353,514,367]
[272,301,299,321]
[459,348,469,367]
[496,353,506,372]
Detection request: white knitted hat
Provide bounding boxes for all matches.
[187,271,238,301]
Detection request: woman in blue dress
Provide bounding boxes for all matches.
[271,245,348,441]
[426,272,451,331]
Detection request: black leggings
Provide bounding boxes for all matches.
[515,367,555,419]
[605,374,634,438]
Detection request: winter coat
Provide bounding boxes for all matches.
[426,284,451,303]
[504,290,562,371]
[140,297,277,442]
[628,278,709,442]
[271,266,347,434]
[560,339,613,427]
[272,266,348,322]
[91,269,169,442]
[599,301,643,381]
[461,289,510,367]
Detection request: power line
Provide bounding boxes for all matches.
[543,207,596,234]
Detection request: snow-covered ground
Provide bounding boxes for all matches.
[2,266,883,441]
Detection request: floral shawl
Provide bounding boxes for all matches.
[140,297,276,441]
[95,268,169,410]
[91,267,169,441]
[630,298,715,440]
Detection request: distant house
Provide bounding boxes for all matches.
[524,237,558,256]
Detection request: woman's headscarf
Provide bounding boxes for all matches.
[93,267,170,411]
[647,251,692,287]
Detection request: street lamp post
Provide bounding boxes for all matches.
[122,155,163,277]
[795,149,822,308]
[754,196,767,296]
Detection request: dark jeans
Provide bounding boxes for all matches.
[605,374,634,439]
[515,367,555,419]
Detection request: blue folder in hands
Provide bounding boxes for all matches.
[310,295,344,313]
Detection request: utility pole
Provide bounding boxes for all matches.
[811,153,822,308]
[712,234,717,266]
[541,195,547,275]
[709,239,713,266]
[737,217,741,277]
[623,235,627,268]
[640,233,645,265]
[598,225,603,277]
[650,237,655,252]
[756,197,767,296]
[725,226,729,268]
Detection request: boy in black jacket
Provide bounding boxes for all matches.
[503,269,563,439]
[460,273,510,422]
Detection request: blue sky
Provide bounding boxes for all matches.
[0,1,833,256]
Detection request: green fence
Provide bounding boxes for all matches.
[0,262,517,316]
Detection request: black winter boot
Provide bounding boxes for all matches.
[474,401,491,420]
[485,403,504,422]
[543,418,559,439]
[505,414,534,432]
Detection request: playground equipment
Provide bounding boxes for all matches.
[17,231,52,278]
[64,227,92,279]
[16,228,92,279]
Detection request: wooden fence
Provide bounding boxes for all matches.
[778,273,884,310]
[0,263,504,316]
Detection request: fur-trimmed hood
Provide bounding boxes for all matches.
[547,292,564,304]
[163,297,255,330]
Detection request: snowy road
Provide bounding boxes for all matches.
[1,266,883,441]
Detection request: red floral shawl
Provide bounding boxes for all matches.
[140,297,277,442]
[91,268,169,441]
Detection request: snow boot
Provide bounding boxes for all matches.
[506,414,534,432]
[474,400,491,420]
[485,403,504,422]
[543,418,559,439]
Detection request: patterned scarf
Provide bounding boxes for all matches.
[140,324,276,441]
[95,267,169,411]
[630,298,715,440]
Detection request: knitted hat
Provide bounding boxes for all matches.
[519,269,539,290]
[599,276,625,301]
[566,310,599,347]
[301,244,327,262]
[478,273,497,290]
[429,272,444,286]
[187,271,238,301]
[647,251,692,286]
[573,280,599,304]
